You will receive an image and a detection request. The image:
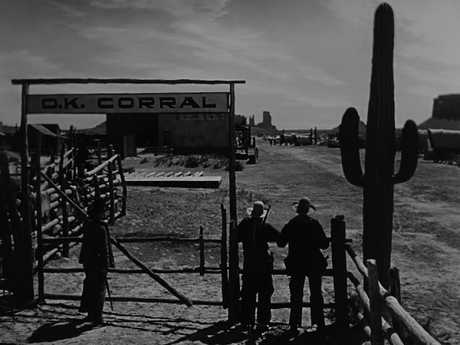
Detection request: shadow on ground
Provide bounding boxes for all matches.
[27,319,99,343]
[164,321,368,345]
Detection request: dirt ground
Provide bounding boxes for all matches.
[1,139,459,344]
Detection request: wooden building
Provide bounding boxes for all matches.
[106,112,231,157]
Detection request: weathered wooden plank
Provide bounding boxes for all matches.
[124,176,222,188]
[12,78,246,85]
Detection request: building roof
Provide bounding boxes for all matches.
[0,124,18,135]
[418,117,460,131]
[29,124,66,138]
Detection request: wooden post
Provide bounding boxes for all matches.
[69,126,76,180]
[59,144,70,257]
[331,215,349,329]
[389,266,401,336]
[35,134,45,300]
[98,140,102,165]
[228,83,239,323]
[220,204,228,309]
[367,259,384,345]
[199,226,205,275]
[117,155,127,217]
[228,220,239,323]
[107,145,115,225]
[0,153,14,280]
[19,83,35,306]
[93,175,100,199]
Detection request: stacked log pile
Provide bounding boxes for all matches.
[0,139,126,306]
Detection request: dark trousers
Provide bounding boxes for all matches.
[289,274,324,328]
[80,267,108,323]
[240,272,274,326]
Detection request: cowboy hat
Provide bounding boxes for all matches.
[247,201,268,218]
[88,197,106,216]
[291,197,316,215]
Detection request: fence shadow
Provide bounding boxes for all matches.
[164,322,369,345]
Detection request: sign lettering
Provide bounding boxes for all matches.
[27,92,228,114]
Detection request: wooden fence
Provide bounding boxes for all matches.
[0,145,441,345]
[43,220,228,308]
[0,135,127,306]
[331,216,441,345]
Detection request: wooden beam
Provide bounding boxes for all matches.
[110,237,193,307]
[367,260,384,345]
[12,78,246,85]
[43,293,223,306]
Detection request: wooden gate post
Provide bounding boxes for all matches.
[220,204,228,309]
[35,135,45,301]
[18,83,35,306]
[107,145,115,225]
[389,266,402,336]
[227,82,240,324]
[367,259,384,345]
[331,215,349,329]
[59,144,70,257]
[228,219,240,323]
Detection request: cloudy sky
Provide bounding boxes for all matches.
[1,0,460,130]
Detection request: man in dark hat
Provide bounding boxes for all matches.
[277,197,329,335]
[79,197,115,326]
[237,201,280,332]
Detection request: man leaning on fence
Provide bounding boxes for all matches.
[79,197,115,326]
[277,196,329,336]
[237,201,280,332]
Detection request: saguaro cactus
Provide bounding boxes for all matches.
[339,3,419,288]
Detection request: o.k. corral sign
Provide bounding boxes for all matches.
[26,92,229,114]
[13,78,244,323]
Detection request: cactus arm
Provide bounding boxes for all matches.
[393,120,419,184]
[339,107,364,187]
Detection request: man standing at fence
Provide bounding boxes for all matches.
[79,197,115,326]
[237,201,280,332]
[277,197,329,336]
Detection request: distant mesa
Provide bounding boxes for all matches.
[331,119,366,135]
[419,94,460,130]
[249,111,277,130]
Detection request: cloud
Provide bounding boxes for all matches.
[59,0,344,90]
[44,0,88,18]
[87,0,230,19]
[323,0,377,27]
[0,50,61,79]
[400,63,460,97]
[327,0,460,67]
[396,1,460,66]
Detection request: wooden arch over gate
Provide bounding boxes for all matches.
[11,78,245,321]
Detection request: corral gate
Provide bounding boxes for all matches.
[11,78,245,321]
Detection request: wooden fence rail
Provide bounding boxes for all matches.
[39,205,231,307]
[345,244,440,345]
[0,139,127,306]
